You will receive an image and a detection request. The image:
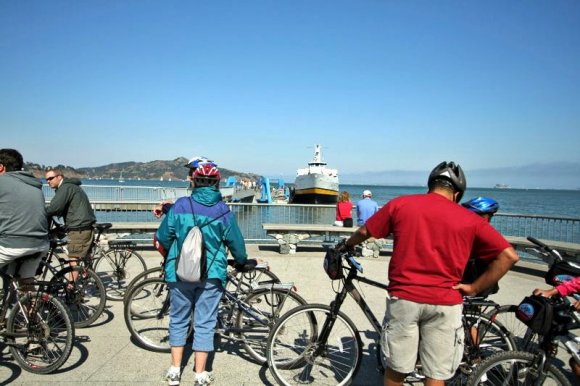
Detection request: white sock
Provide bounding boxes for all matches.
[169,366,180,373]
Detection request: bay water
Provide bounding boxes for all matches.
[82,179,580,218]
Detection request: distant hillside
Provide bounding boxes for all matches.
[24,157,261,182]
[340,161,580,189]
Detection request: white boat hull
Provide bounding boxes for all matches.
[291,173,339,204]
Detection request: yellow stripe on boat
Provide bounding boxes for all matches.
[294,188,338,196]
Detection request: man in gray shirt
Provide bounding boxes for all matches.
[0,149,49,283]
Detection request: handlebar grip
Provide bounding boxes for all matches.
[527,236,549,249]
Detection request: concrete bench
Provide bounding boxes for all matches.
[262,223,391,256]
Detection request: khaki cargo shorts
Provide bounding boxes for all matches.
[67,229,94,258]
[381,297,464,380]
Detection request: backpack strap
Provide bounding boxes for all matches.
[187,197,231,279]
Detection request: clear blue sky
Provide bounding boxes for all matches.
[2,1,579,182]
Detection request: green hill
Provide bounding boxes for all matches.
[25,157,260,182]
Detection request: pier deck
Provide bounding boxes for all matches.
[1,244,576,385]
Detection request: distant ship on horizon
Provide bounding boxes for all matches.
[494,183,511,189]
[290,144,339,204]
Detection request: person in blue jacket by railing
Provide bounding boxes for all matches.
[155,159,247,386]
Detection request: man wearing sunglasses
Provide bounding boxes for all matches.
[45,168,96,275]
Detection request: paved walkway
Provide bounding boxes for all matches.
[0,245,575,385]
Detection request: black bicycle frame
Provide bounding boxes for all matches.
[315,264,388,355]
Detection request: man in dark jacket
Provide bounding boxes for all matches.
[45,168,96,271]
[0,149,49,284]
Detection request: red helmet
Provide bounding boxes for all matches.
[193,162,221,187]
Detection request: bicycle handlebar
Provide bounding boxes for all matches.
[526,235,564,263]
[527,236,548,249]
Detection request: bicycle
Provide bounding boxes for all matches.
[37,226,107,328]
[266,248,516,386]
[484,236,580,355]
[123,259,305,365]
[0,255,74,374]
[466,237,580,386]
[466,297,579,385]
[122,257,281,303]
[88,223,147,301]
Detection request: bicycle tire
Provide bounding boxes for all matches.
[235,287,307,365]
[94,248,147,301]
[466,350,572,386]
[123,277,171,352]
[466,312,517,354]
[226,267,281,294]
[123,266,163,303]
[446,313,517,386]
[6,292,74,374]
[267,304,362,386]
[50,266,107,328]
[487,304,540,351]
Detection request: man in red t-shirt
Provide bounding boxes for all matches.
[345,161,519,386]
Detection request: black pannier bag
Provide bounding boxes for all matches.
[545,260,580,286]
[516,295,554,336]
[323,248,344,280]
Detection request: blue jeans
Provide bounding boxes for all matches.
[168,279,224,352]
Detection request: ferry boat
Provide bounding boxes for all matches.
[290,145,339,204]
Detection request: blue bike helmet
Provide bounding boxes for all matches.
[462,196,499,215]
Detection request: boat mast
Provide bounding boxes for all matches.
[310,144,326,166]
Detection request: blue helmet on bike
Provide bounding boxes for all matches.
[462,196,499,215]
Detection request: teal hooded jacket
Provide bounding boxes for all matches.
[156,187,247,286]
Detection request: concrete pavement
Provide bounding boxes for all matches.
[0,244,574,385]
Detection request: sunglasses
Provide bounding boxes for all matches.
[46,175,60,181]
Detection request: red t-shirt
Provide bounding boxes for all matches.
[365,193,511,305]
[336,201,353,221]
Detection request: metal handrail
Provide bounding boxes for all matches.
[42,184,580,244]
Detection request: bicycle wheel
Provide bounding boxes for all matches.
[487,305,540,351]
[226,267,281,294]
[50,266,107,328]
[466,313,516,354]
[443,312,517,386]
[6,292,74,374]
[124,277,171,352]
[123,266,163,303]
[267,304,362,386]
[235,287,307,365]
[94,248,147,301]
[466,351,572,386]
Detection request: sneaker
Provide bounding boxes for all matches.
[194,371,215,386]
[165,368,181,386]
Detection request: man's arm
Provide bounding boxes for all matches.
[345,225,371,249]
[46,189,69,217]
[454,247,519,296]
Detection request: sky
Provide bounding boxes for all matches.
[1,1,580,186]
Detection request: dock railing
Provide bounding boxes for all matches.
[42,184,580,250]
[49,200,580,245]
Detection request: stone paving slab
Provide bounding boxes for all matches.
[0,245,575,385]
